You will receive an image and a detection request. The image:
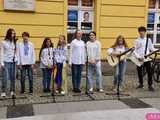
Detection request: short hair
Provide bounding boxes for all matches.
[89,31,96,36]
[22,32,30,37]
[138,26,146,32]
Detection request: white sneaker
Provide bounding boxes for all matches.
[89,88,93,93]
[61,91,65,95]
[1,92,6,97]
[10,91,15,96]
[99,89,104,92]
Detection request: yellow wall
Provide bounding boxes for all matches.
[0,0,148,60]
[0,0,67,60]
[96,0,148,59]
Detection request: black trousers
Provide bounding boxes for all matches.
[136,61,153,87]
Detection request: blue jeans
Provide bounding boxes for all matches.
[2,62,16,92]
[20,65,33,93]
[42,68,52,90]
[87,61,103,89]
[114,61,126,86]
[55,63,63,89]
[71,64,83,89]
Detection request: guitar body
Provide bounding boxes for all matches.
[107,55,126,67]
[129,52,151,67]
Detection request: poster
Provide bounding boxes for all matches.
[68,10,78,30]
[147,13,155,31]
[81,11,93,30]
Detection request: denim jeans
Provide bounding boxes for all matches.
[42,68,52,91]
[2,62,16,92]
[20,65,33,93]
[55,63,63,89]
[71,64,83,89]
[114,60,126,86]
[87,61,103,90]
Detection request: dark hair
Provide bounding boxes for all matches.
[57,35,66,48]
[74,29,82,39]
[89,31,96,36]
[5,28,17,42]
[39,37,54,60]
[138,26,146,32]
[22,32,30,37]
[112,35,128,48]
[84,12,89,16]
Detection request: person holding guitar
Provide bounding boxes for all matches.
[134,26,156,91]
[107,35,128,92]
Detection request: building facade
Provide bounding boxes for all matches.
[0,0,151,59]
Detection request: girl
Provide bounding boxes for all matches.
[69,30,85,93]
[55,35,67,95]
[0,28,18,97]
[39,37,54,93]
[107,35,128,92]
[86,31,103,93]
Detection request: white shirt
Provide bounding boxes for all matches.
[86,40,101,61]
[55,46,67,63]
[0,40,18,66]
[134,37,155,58]
[18,41,36,65]
[40,47,55,68]
[69,39,86,65]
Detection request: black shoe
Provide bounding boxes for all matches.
[136,85,144,89]
[73,88,81,93]
[148,86,155,92]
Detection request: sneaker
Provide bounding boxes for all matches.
[10,91,15,96]
[148,86,155,92]
[89,88,93,92]
[1,92,6,97]
[99,89,104,93]
[136,85,144,89]
[60,91,65,95]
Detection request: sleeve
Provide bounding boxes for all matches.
[54,48,58,63]
[63,47,68,62]
[17,43,21,65]
[0,41,4,66]
[31,44,36,64]
[96,41,101,60]
[133,40,142,58]
[40,49,48,66]
[69,42,73,65]
[148,38,156,52]
[107,48,114,55]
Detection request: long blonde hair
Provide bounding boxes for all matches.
[111,35,128,48]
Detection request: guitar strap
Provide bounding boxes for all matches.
[144,36,149,55]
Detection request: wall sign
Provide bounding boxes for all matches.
[4,0,35,12]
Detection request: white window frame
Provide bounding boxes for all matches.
[148,0,160,44]
[68,0,94,34]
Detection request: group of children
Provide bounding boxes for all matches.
[0,26,155,97]
[0,28,67,97]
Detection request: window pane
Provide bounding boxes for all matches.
[68,10,78,21]
[67,33,74,43]
[82,0,93,7]
[68,0,78,6]
[156,34,160,43]
[149,0,156,9]
[147,34,154,43]
[147,13,155,31]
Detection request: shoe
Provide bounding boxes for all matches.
[99,89,104,93]
[148,86,155,92]
[29,92,33,95]
[74,88,81,93]
[88,88,93,94]
[1,92,6,97]
[60,91,65,95]
[136,85,144,89]
[10,91,15,96]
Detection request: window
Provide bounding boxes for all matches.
[147,0,160,44]
[67,0,94,43]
